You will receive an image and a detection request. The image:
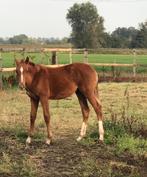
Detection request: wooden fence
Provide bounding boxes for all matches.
[0,47,147,89]
[1,63,138,71]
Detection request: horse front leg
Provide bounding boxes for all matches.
[40,96,52,145]
[26,98,39,144]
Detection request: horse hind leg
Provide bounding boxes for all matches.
[87,92,104,142]
[76,89,90,141]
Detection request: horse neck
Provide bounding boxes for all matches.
[25,66,38,89]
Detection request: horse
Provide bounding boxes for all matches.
[15,57,104,145]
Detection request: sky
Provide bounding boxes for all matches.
[0,0,147,38]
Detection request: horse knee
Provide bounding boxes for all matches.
[30,114,36,123]
[44,115,50,124]
[82,108,90,120]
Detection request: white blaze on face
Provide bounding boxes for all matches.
[20,66,24,84]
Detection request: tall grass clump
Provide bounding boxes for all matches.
[0,152,37,177]
[81,85,147,158]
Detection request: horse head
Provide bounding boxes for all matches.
[15,57,36,89]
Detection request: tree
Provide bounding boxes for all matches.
[66,2,104,48]
[0,38,4,44]
[111,27,138,48]
[8,34,29,44]
[101,32,112,48]
[131,21,147,48]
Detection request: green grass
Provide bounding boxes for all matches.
[1,52,147,68]
[1,52,147,76]
[116,135,147,156]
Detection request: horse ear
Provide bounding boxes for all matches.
[25,56,29,63]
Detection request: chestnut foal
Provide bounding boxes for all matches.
[15,57,104,145]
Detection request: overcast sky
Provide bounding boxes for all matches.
[0,0,147,38]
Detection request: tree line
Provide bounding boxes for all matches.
[66,2,147,49]
[0,2,146,49]
[0,35,69,46]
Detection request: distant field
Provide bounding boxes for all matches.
[0,52,146,78]
[1,52,147,68]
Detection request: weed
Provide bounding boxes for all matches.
[0,152,13,175]
[0,152,38,177]
[116,135,147,156]
[13,156,38,177]
[77,157,111,177]
[104,120,126,145]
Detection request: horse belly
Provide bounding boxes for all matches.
[49,82,77,100]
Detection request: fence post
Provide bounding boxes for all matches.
[13,51,16,65]
[40,50,45,64]
[69,50,72,64]
[84,49,88,63]
[22,48,25,58]
[0,49,3,90]
[112,58,116,80]
[51,51,58,65]
[133,49,136,80]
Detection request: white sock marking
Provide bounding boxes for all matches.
[26,136,31,144]
[80,122,87,136]
[77,122,87,141]
[77,136,82,141]
[46,138,51,145]
[98,120,104,141]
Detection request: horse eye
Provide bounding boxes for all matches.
[16,70,19,75]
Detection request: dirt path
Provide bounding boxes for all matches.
[1,124,146,177]
[20,130,109,177]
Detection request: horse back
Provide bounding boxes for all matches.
[47,63,97,85]
[33,63,98,99]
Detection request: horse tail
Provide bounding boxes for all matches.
[95,73,99,98]
[95,73,102,113]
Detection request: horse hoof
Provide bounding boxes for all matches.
[45,139,51,145]
[26,137,31,144]
[98,139,104,145]
[76,136,82,142]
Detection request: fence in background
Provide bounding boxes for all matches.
[0,47,147,89]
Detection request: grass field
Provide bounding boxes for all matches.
[1,52,147,68]
[1,52,147,78]
[0,83,147,177]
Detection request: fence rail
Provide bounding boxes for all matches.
[1,63,147,73]
[0,63,147,89]
[89,63,138,67]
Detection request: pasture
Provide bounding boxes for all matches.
[1,52,147,68]
[0,83,147,177]
[1,52,147,84]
